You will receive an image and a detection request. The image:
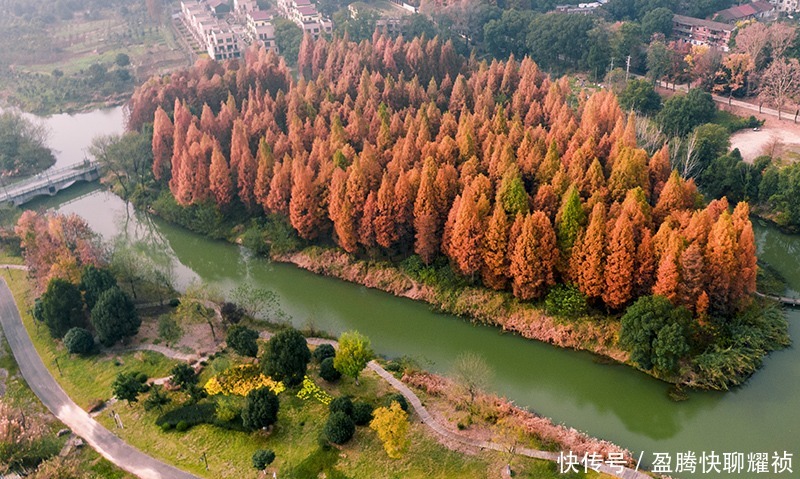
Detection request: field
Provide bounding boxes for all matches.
[0,0,188,114]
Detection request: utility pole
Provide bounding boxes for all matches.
[625,55,631,81]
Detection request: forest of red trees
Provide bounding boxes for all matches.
[127,33,757,320]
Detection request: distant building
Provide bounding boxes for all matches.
[277,0,332,38]
[181,0,242,60]
[234,0,258,15]
[207,0,231,16]
[348,3,406,35]
[247,10,279,51]
[554,2,603,14]
[769,0,800,13]
[672,14,734,52]
[714,1,776,23]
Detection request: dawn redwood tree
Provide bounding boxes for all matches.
[481,203,510,290]
[91,286,140,347]
[509,211,557,301]
[209,144,234,207]
[571,203,606,301]
[262,328,311,387]
[414,157,441,264]
[447,183,489,277]
[151,106,173,181]
[706,211,737,317]
[603,213,636,310]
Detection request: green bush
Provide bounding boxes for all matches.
[383,393,409,413]
[226,325,259,357]
[158,315,182,344]
[352,401,374,426]
[544,285,589,319]
[323,411,355,444]
[252,449,276,470]
[328,396,353,417]
[319,357,341,382]
[313,343,336,363]
[63,327,95,355]
[175,421,190,432]
[155,402,217,430]
[242,387,280,431]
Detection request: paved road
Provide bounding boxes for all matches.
[651,78,796,122]
[0,279,199,479]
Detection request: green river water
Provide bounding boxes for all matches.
[25,108,800,478]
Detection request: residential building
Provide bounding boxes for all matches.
[554,2,603,14]
[234,0,258,15]
[672,14,734,52]
[247,10,279,52]
[714,1,776,23]
[277,0,332,38]
[769,0,800,13]
[181,0,243,60]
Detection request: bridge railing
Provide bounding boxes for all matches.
[0,162,100,202]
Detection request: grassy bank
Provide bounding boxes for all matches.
[1,277,133,477]
[4,255,610,479]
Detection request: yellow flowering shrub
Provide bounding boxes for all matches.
[296,376,332,405]
[204,364,285,397]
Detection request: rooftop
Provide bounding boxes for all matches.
[673,14,733,32]
[249,10,273,21]
[714,1,774,22]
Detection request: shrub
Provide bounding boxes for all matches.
[170,363,198,391]
[135,372,148,384]
[242,387,280,431]
[313,343,336,363]
[221,302,244,324]
[155,402,217,430]
[160,422,173,432]
[323,411,355,444]
[252,449,276,470]
[91,287,140,347]
[226,325,259,357]
[215,396,243,423]
[328,396,353,417]
[319,357,341,382]
[352,401,374,426]
[175,421,190,432]
[157,315,182,344]
[382,393,409,413]
[63,327,94,355]
[544,285,589,319]
[38,278,84,339]
[262,328,311,387]
[168,298,180,307]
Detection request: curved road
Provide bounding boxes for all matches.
[0,279,199,479]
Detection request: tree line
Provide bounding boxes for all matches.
[126,36,758,332]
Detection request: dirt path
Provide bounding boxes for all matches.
[730,126,800,163]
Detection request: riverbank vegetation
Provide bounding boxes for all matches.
[0,111,56,179]
[0,0,185,114]
[2,243,614,479]
[116,35,789,390]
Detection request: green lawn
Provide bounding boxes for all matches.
[6,265,610,479]
[5,268,178,409]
